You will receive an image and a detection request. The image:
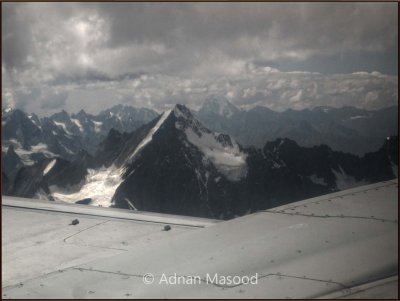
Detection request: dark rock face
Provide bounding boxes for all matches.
[94,129,131,168]
[2,145,24,193]
[263,139,361,187]
[110,106,242,219]
[2,109,43,149]
[9,160,52,198]
[72,149,95,169]
[361,136,398,183]
[244,146,329,211]
[10,157,89,199]
[3,145,23,176]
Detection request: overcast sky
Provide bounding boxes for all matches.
[2,2,398,116]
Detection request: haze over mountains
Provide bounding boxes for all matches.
[196,96,398,155]
[2,98,398,218]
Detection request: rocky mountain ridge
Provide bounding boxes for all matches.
[4,104,398,219]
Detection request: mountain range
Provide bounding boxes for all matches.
[196,96,398,156]
[2,105,158,186]
[3,103,398,219]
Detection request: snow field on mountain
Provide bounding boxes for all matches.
[2,140,57,166]
[184,126,247,181]
[71,118,83,132]
[92,120,103,133]
[308,174,327,186]
[54,121,71,135]
[51,166,124,207]
[51,110,172,206]
[332,166,368,190]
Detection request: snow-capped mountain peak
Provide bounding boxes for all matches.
[200,96,241,118]
[99,104,159,123]
[73,109,90,122]
[51,110,70,121]
[101,104,248,183]
[173,103,192,119]
[173,104,208,133]
[171,104,248,181]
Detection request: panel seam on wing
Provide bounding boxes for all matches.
[263,211,398,224]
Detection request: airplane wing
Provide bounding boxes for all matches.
[2,179,398,299]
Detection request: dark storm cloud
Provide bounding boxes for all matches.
[2,2,398,115]
[48,70,145,86]
[2,4,33,69]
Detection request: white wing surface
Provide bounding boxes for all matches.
[2,179,398,298]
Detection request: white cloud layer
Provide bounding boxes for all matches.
[2,2,398,115]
